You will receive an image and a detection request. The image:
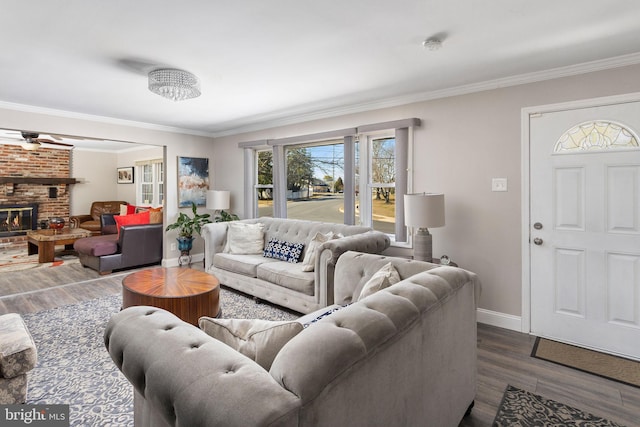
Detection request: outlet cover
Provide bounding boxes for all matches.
[170,243,177,251]
[492,178,508,192]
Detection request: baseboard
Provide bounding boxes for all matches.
[477,308,522,332]
[163,252,204,268]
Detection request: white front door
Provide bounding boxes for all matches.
[530,101,640,360]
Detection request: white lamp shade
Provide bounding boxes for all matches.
[206,190,230,210]
[404,193,445,228]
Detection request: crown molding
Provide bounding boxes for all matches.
[0,101,213,138]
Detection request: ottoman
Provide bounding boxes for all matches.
[0,313,38,404]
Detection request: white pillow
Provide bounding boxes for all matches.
[224,222,265,254]
[301,231,334,272]
[198,317,303,370]
[358,262,401,301]
[119,204,128,216]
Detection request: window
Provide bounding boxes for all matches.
[136,159,163,206]
[241,118,417,245]
[555,121,639,153]
[256,150,274,217]
[285,141,345,224]
[361,135,396,235]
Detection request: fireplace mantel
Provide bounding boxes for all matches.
[0,177,77,185]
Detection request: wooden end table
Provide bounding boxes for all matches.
[26,227,92,263]
[122,267,221,325]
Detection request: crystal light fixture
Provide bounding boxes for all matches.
[148,68,201,101]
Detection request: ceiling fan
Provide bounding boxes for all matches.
[2,131,75,151]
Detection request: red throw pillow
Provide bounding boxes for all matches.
[114,211,150,235]
[126,204,137,215]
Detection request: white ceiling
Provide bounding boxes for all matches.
[2,0,640,138]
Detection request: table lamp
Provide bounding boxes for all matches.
[404,193,445,262]
[206,190,239,222]
[206,190,230,211]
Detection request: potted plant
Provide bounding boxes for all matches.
[165,202,212,252]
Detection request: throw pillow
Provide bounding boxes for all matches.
[263,238,305,263]
[224,222,265,254]
[114,211,150,235]
[119,204,136,216]
[149,207,163,224]
[301,231,334,272]
[358,262,401,301]
[198,318,303,370]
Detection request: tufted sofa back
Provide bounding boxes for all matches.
[239,217,373,257]
[332,251,442,304]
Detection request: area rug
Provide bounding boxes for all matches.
[0,248,79,272]
[493,385,624,426]
[23,288,298,427]
[532,337,640,388]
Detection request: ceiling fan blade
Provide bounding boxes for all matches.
[36,138,74,148]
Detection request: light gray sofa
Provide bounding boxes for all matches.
[202,218,390,314]
[104,251,480,427]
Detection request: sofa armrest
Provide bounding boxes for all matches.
[100,213,118,235]
[69,214,92,229]
[104,307,300,427]
[118,224,163,268]
[202,222,230,271]
[314,231,390,306]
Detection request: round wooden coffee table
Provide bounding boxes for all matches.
[122,267,220,325]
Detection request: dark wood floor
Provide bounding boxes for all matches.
[2,267,639,426]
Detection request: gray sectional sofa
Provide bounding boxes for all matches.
[202,218,390,313]
[105,251,480,427]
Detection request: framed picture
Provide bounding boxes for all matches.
[117,166,134,184]
[177,157,209,207]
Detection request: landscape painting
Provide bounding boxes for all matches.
[177,156,209,207]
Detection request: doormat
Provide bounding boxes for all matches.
[493,385,624,426]
[531,337,640,388]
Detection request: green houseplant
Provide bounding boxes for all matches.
[214,210,239,222]
[166,202,211,252]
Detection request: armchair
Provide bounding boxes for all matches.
[69,201,128,235]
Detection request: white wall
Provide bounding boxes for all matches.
[115,145,164,204]
[70,144,165,215]
[71,149,118,214]
[212,63,640,322]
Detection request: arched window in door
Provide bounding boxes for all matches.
[554,121,639,153]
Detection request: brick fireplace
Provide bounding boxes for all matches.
[0,144,75,250]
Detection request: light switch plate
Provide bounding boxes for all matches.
[492,178,508,192]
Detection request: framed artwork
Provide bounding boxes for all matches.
[117,166,134,184]
[177,156,209,207]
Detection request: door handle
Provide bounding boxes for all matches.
[533,237,543,245]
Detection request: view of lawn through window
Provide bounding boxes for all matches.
[257,136,398,235]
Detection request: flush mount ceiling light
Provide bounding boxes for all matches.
[148,68,201,101]
[422,37,443,51]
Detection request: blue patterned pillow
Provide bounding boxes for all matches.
[263,238,305,263]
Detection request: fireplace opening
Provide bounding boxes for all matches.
[0,203,38,236]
